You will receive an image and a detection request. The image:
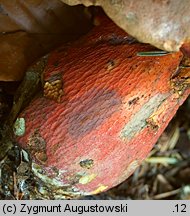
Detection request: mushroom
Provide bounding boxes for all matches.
[15,15,190,198]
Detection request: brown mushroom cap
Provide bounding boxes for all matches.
[62,0,190,53]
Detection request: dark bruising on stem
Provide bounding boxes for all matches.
[68,88,122,139]
[94,34,137,47]
[27,129,47,165]
[170,56,190,94]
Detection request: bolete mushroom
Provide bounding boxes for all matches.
[15,15,190,198]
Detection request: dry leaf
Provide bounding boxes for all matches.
[0,0,92,81]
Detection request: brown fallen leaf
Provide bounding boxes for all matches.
[0,0,92,81]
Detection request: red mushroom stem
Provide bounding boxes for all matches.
[15,16,190,198]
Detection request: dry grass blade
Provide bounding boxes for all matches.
[153,188,180,200]
[145,157,179,165]
[137,51,171,56]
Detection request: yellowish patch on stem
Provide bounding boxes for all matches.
[79,174,96,184]
[90,185,108,195]
[43,80,63,102]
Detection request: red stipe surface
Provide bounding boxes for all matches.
[16,16,190,197]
